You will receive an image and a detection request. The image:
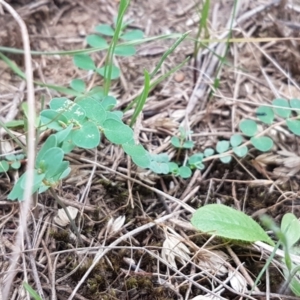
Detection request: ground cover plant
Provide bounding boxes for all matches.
[1,0,300,299]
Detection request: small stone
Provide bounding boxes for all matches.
[174,72,185,82]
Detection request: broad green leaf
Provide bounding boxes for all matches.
[95,24,115,36]
[121,29,144,41]
[101,96,117,110]
[233,145,248,158]
[256,106,274,124]
[114,45,136,56]
[61,138,76,154]
[287,120,300,136]
[5,120,24,128]
[50,98,86,122]
[171,136,181,148]
[37,147,64,178]
[239,119,258,137]
[188,153,205,170]
[250,136,273,152]
[122,143,151,168]
[70,79,86,93]
[105,111,123,121]
[230,134,243,147]
[272,98,291,118]
[40,109,68,131]
[36,135,57,166]
[290,98,300,115]
[178,166,192,178]
[86,34,108,48]
[216,140,230,153]
[281,213,300,250]
[204,148,214,157]
[51,161,70,181]
[5,154,16,161]
[11,161,21,169]
[103,119,134,144]
[168,162,179,173]
[150,153,170,163]
[76,97,106,125]
[73,54,96,70]
[150,161,169,174]
[71,121,100,149]
[54,125,73,145]
[220,155,232,164]
[182,140,194,149]
[96,65,120,80]
[191,204,274,245]
[0,161,9,172]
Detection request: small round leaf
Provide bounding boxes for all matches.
[72,121,100,149]
[73,54,96,70]
[204,148,215,157]
[230,134,243,147]
[239,120,258,137]
[233,145,248,158]
[250,136,273,152]
[95,24,115,36]
[287,119,300,136]
[0,161,9,172]
[171,137,181,148]
[114,45,136,56]
[86,34,108,48]
[216,140,230,153]
[178,166,192,179]
[122,143,151,168]
[70,79,86,93]
[220,155,232,164]
[272,98,291,118]
[103,119,134,145]
[96,66,120,80]
[256,106,274,124]
[121,30,144,41]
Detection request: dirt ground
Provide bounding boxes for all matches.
[1,0,300,299]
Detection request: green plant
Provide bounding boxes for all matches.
[191,204,300,296]
[23,282,42,300]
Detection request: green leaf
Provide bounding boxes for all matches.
[233,145,248,158]
[122,143,151,168]
[281,213,300,250]
[41,148,64,178]
[96,65,120,80]
[76,97,107,125]
[188,153,205,170]
[290,98,300,115]
[256,106,274,124]
[204,148,215,157]
[191,204,274,245]
[168,162,179,173]
[230,134,243,147]
[239,119,258,137]
[171,136,181,148]
[114,45,136,56]
[216,140,230,153]
[11,161,21,169]
[272,98,291,118]
[5,120,24,128]
[287,120,300,136]
[73,54,96,70]
[182,140,194,149]
[220,155,232,164]
[121,29,144,40]
[95,24,115,36]
[50,98,86,122]
[250,136,273,152]
[71,121,100,149]
[150,161,169,174]
[0,161,9,172]
[101,96,117,110]
[36,135,58,166]
[70,79,86,93]
[103,119,134,144]
[54,125,73,145]
[40,109,68,131]
[151,153,170,163]
[86,34,108,48]
[178,166,192,178]
[23,282,42,300]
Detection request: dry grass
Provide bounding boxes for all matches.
[1,0,300,299]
